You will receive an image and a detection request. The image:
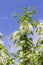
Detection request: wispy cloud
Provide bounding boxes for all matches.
[0,16,8,20]
[0,11,15,20]
[1,16,8,19]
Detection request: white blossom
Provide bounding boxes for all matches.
[20,25,23,29]
[19,28,26,35]
[12,31,20,43]
[28,23,33,31]
[12,31,19,36]
[0,33,3,37]
[27,54,32,58]
[37,22,43,36]
[19,51,23,57]
[20,23,33,35]
[20,40,25,44]
[20,59,23,62]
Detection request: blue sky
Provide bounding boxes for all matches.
[0,0,43,52]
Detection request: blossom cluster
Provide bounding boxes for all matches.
[37,22,43,36]
[20,21,33,34]
[12,21,33,44]
[0,33,15,65]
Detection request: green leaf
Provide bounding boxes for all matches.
[16,44,21,48]
[32,20,38,27]
[29,38,33,41]
[18,19,22,22]
[27,17,32,22]
[22,8,27,10]
[40,40,43,44]
[11,53,17,57]
[14,16,17,18]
